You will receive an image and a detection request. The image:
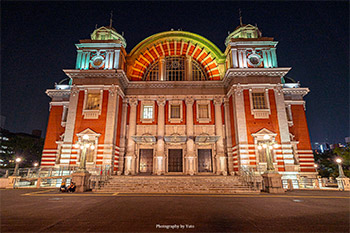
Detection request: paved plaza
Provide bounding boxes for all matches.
[1,189,349,232]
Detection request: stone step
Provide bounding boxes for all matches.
[94,175,258,194]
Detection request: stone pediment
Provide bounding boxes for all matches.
[251,128,277,137]
[76,128,101,137]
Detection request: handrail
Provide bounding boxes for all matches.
[240,166,263,191]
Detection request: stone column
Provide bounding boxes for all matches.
[125,97,138,175]
[214,96,227,175]
[224,98,234,175]
[117,99,128,175]
[185,97,195,175]
[242,50,248,68]
[185,56,192,81]
[231,48,238,68]
[159,57,166,81]
[156,97,166,175]
[271,48,278,67]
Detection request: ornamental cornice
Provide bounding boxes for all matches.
[282,88,309,97]
[45,89,71,98]
[127,80,223,89]
[223,67,291,87]
[63,69,129,89]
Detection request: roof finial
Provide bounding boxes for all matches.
[239,8,243,26]
[109,10,113,28]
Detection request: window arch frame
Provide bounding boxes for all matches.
[141,55,208,81]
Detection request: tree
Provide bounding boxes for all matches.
[333,144,350,177]
[314,144,350,178]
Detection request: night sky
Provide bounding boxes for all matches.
[1,1,349,144]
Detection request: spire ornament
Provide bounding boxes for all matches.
[239,8,243,26]
[109,10,113,28]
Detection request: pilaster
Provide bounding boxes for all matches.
[233,85,249,170]
[224,98,234,175]
[125,97,138,175]
[156,96,166,175]
[274,85,294,171]
[185,97,195,175]
[214,96,227,175]
[117,99,128,175]
[63,86,79,144]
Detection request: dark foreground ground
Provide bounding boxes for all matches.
[1,189,349,233]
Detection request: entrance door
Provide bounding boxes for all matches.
[139,149,153,173]
[198,149,213,172]
[168,149,183,172]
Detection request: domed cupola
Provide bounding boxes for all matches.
[225,24,262,46]
[91,26,127,48]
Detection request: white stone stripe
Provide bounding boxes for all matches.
[298,154,315,157]
[43,149,58,153]
[297,150,313,153]
[59,159,71,163]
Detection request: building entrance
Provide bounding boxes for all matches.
[139,149,153,173]
[168,149,183,172]
[198,149,213,172]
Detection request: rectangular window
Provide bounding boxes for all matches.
[171,105,181,118]
[247,33,252,38]
[198,104,209,118]
[85,93,101,110]
[252,93,267,109]
[143,105,153,119]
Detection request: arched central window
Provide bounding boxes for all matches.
[166,56,185,81]
[142,56,208,81]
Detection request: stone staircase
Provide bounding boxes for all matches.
[94,175,260,194]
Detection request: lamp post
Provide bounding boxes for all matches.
[257,135,279,173]
[74,135,95,173]
[336,158,346,178]
[258,135,284,193]
[13,158,22,176]
[72,135,95,193]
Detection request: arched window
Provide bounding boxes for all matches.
[166,56,185,81]
[142,56,208,81]
[143,61,159,81]
[192,60,208,81]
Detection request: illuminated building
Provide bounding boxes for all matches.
[41,23,317,182]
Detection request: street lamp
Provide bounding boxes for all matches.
[257,135,278,173]
[74,135,95,172]
[13,157,22,176]
[336,158,346,178]
[33,162,39,167]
